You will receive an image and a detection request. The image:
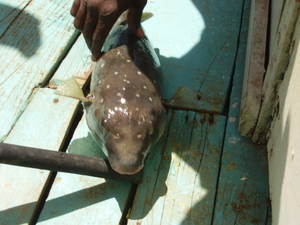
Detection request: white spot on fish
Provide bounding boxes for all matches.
[120,98,126,104]
[101,63,105,68]
[126,80,130,84]
[136,94,140,97]
[137,134,143,139]
[137,71,142,75]
[124,74,127,77]
[153,80,157,84]
[117,93,122,97]
[106,85,110,89]
[98,80,101,84]
[136,108,139,111]
[108,109,115,116]
[114,71,119,75]
[149,97,153,102]
[100,99,104,103]
[117,51,120,55]
[143,85,147,89]
[127,59,131,62]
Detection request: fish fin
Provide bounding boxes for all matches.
[168,86,201,110]
[141,12,154,22]
[54,77,89,102]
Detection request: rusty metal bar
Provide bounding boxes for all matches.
[0,143,142,184]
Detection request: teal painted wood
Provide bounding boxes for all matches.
[49,34,94,87]
[0,0,75,141]
[143,0,245,113]
[128,111,226,225]
[37,115,132,225]
[0,0,30,35]
[212,0,271,224]
[0,88,79,225]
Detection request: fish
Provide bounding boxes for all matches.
[55,12,200,175]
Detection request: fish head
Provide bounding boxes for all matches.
[100,106,158,175]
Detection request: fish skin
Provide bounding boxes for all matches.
[83,13,167,175]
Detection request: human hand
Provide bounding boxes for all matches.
[70,0,147,61]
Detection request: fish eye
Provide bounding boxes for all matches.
[101,118,109,132]
[86,94,94,102]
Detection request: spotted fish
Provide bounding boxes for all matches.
[55,12,199,175]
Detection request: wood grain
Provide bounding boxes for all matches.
[128,111,226,225]
[252,0,300,143]
[37,115,132,225]
[213,1,271,223]
[0,0,76,141]
[239,0,269,137]
[0,88,79,224]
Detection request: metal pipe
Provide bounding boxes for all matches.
[0,143,142,184]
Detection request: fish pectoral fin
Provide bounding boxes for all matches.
[166,86,201,111]
[54,77,90,102]
[141,12,154,22]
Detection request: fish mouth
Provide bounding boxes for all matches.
[111,164,143,175]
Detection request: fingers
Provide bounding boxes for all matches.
[70,0,148,62]
[90,15,116,61]
[82,6,98,49]
[127,0,147,38]
[70,0,81,16]
[72,1,87,31]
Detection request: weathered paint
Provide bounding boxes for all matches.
[49,34,94,87]
[0,0,30,35]
[267,13,300,225]
[0,12,91,223]
[37,115,131,225]
[213,1,271,223]
[143,0,245,113]
[0,0,271,223]
[0,0,75,141]
[252,0,300,144]
[128,111,226,225]
[0,89,79,225]
[239,0,269,137]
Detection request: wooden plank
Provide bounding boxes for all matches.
[143,0,246,113]
[37,114,132,225]
[0,0,30,36]
[213,1,271,223]
[239,0,269,137]
[0,30,92,224]
[252,0,300,143]
[267,14,300,225]
[49,34,94,87]
[0,0,76,141]
[0,88,79,225]
[269,0,285,58]
[35,34,125,224]
[128,111,226,224]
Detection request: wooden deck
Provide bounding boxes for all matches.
[0,0,271,224]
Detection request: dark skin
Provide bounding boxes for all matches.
[70,0,147,61]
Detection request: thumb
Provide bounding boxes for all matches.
[127,0,147,38]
